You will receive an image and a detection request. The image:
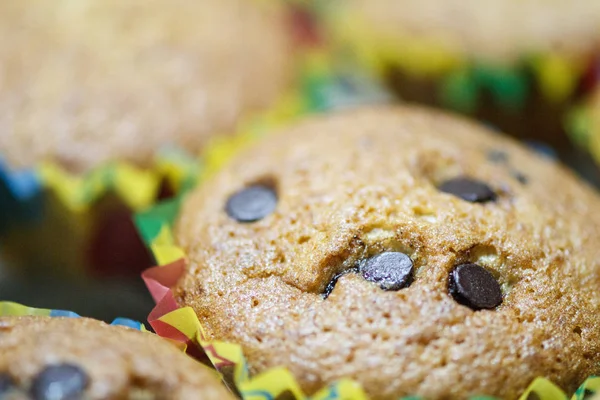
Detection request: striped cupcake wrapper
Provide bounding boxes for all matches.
[0,301,146,332]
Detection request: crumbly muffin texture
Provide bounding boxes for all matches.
[0,316,233,399]
[0,0,292,173]
[337,0,600,63]
[174,106,600,399]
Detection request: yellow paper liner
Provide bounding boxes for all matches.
[0,301,194,363]
[0,301,147,332]
[324,5,598,108]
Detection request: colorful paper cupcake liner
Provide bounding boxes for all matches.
[136,197,599,400]
[0,301,146,332]
[0,301,195,364]
[0,148,200,278]
[323,6,600,114]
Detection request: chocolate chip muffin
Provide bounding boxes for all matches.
[325,0,600,153]
[173,106,600,399]
[0,0,293,173]
[0,316,233,399]
[339,0,600,61]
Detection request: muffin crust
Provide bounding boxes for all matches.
[338,0,600,63]
[174,106,600,399]
[0,0,293,173]
[0,316,233,399]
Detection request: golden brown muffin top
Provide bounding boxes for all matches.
[0,0,293,173]
[174,106,600,399]
[0,316,233,399]
[336,0,600,63]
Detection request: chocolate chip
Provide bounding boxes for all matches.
[512,171,528,185]
[0,373,15,394]
[323,267,358,299]
[438,177,497,203]
[360,252,414,291]
[225,185,277,223]
[449,264,502,310]
[487,149,508,164]
[31,364,89,400]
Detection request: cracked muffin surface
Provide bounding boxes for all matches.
[174,105,600,399]
[0,316,233,399]
[0,0,293,173]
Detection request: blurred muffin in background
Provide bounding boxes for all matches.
[0,0,294,173]
[0,0,298,280]
[324,0,600,154]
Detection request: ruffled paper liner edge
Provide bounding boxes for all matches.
[0,300,195,355]
[0,301,146,332]
[136,200,600,400]
[0,147,200,215]
[323,6,600,111]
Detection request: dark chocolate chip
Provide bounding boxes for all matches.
[225,185,277,223]
[31,364,89,400]
[360,252,414,291]
[323,267,358,299]
[512,171,528,185]
[487,149,509,164]
[438,177,497,203]
[0,373,15,394]
[449,264,502,310]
